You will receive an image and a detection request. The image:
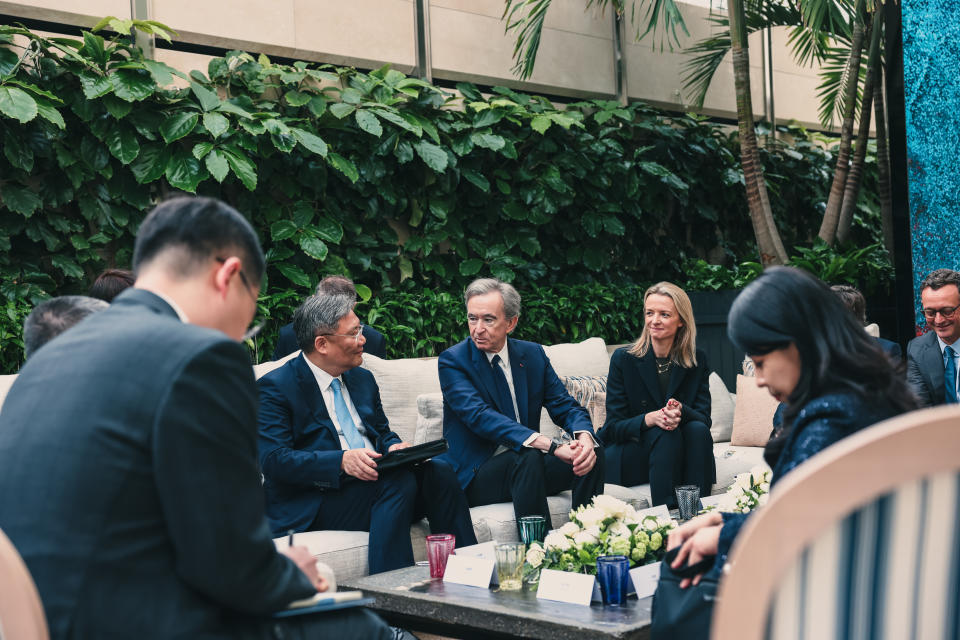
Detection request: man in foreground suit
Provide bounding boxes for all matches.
[258,293,477,574]
[908,269,960,406]
[272,276,386,360]
[438,277,605,526]
[0,197,391,639]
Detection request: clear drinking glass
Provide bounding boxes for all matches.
[675,485,701,521]
[495,542,525,591]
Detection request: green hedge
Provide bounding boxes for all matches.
[0,22,889,372]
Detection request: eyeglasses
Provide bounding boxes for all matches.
[214,257,262,342]
[922,306,960,320]
[467,315,498,328]
[320,324,365,342]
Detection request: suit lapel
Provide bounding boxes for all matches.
[292,355,340,443]
[922,332,946,398]
[664,361,688,401]
[636,352,664,406]
[469,340,512,417]
[508,340,529,426]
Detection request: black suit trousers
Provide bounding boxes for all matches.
[465,447,606,531]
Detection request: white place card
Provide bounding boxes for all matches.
[536,569,595,606]
[629,562,662,599]
[454,541,499,586]
[700,494,725,510]
[442,554,496,589]
[635,504,671,522]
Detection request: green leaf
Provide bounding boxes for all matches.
[372,108,421,136]
[142,59,175,86]
[34,97,65,129]
[78,72,112,99]
[355,110,383,137]
[70,235,91,250]
[129,143,170,184]
[81,31,106,64]
[80,136,109,170]
[461,168,489,192]
[329,103,356,119]
[341,87,363,104]
[205,149,229,182]
[311,217,344,244]
[0,48,18,76]
[102,94,132,119]
[277,263,312,288]
[518,236,541,256]
[192,141,214,160]
[326,153,359,183]
[291,128,328,157]
[190,82,220,111]
[459,259,484,276]
[104,125,140,165]
[223,148,258,191]
[300,234,329,261]
[160,112,199,143]
[271,220,299,241]
[355,284,372,303]
[0,86,37,123]
[111,69,156,102]
[203,112,230,138]
[531,115,552,134]
[3,130,33,171]
[284,90,312,107]
[216,100,253,119]
[1,184,41,216]
[51,255,84,279]
[165,149,207,192]
[470,132,505,151]
[414,140,448,173]
[308,95,327,117]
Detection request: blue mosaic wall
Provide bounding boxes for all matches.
[903,0,960,332]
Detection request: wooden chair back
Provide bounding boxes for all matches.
[0,527,49,640]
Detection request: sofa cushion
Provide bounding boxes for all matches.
[730,374,779,447]
[253,351,298,380]
[359,353,440,444]
[713,442,770,492]
[0,374,17,413]
[709,372,736,442]
[542,337,610,378]
[415,392,444,445]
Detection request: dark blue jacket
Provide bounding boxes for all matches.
[437,337,595,489]
[272,322,387,360]
[257,354,401,534]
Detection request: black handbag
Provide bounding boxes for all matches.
[650,548,719,640]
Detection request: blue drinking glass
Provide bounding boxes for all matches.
[596,555,630,606]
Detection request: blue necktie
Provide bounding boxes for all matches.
[330,379,365,449]
[490,355,518,422]
[945,346,958,404]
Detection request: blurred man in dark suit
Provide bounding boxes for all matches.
[22,295,107,360]
[272,276,386,360]
[830,285,902,362]
[0,197,390,639]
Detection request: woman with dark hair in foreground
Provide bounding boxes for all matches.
[665,267,917,597]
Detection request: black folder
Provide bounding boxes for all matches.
[375,438,448,472]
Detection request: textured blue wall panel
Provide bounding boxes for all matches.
[902,0,960,332]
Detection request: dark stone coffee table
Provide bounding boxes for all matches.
[342,565,652,640]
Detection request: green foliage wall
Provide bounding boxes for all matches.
[0,23,886,372]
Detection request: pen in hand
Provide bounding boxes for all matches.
[288,529,294,547]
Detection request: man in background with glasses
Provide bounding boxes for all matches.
[908,269,960,406]
[257,292,476,575]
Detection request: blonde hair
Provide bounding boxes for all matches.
[628,282,697,368]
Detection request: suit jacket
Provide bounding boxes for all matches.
[272,321,387,360]
[0,289,313,639]
[437,337,595,489]
[876,337,902,363]
[598,347,712,445]
[907,330,947,407]
[257,354,402,533]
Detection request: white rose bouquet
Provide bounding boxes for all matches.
[521,495,676,583]
[704,465,772,514]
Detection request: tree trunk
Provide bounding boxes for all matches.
[873,37,894,252]
[837,7,883,244]
[729,0,787,265]
[818,0,868,245]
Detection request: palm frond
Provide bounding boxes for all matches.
[502,0,553,80]
[815,44,867,128]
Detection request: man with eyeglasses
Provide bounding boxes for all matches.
[907,269,960,406]
[0,197,393,638]
[437,277,605,532]
[257,293,476,575]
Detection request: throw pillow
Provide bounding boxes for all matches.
[730,374,780,447]
[414,392,444,445]
[708,372,736,443]
[542,337,610,378]
[360,353,441,444]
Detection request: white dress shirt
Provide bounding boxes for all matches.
[303,357,374,451]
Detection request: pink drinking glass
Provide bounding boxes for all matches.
[426,533,456,578]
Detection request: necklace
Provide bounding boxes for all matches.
[656,358,671,374]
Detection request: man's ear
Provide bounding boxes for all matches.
[506,316,519,334]
[313,334,327,355]
[213,256,242,299]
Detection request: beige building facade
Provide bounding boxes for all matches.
[0,0,831,129]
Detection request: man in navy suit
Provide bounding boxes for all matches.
[272,276,387,360]
[258,293,476,574]
[907,269,960,406]
[438,278,605,527]
[830,285,902,362]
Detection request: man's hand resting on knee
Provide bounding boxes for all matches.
[280,545,329,593]
[341,448,381,481]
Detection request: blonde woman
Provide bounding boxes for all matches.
[598,282,715,507]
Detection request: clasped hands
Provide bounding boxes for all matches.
[646,398,682,431]
[545,432,597,477]
[340,441,412,482]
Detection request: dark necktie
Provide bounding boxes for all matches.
[490,354,518,422]
[945,346,958,404]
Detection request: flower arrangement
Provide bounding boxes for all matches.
[522,495,676,582]
[706,466,772,514]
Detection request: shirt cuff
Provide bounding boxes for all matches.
[521,432,540,448]
[575,431,599,448]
